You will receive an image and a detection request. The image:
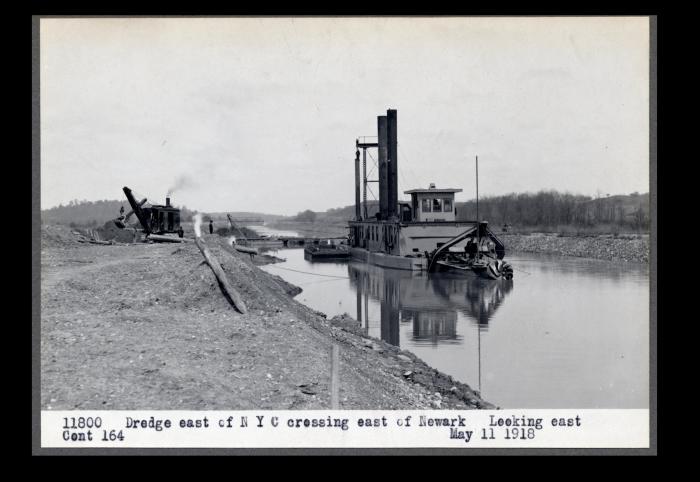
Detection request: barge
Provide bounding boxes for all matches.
[347,109,512,280]
[304,241,351,261]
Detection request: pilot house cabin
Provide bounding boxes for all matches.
[405,185,461,223]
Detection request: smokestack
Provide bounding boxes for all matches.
[166,197,171,207]
[377,115,389,220]
[387,109,398,219]
[354,145,361,221]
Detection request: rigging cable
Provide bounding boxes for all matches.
[265,265,349,279]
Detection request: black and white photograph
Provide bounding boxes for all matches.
[33,16,655,452]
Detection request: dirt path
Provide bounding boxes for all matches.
[40,226,491,410]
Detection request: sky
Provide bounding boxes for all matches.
[40,17,650,215]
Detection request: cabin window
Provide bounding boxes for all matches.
[421,198,432,212]
[443,199,452,212]
[432,198,443,212]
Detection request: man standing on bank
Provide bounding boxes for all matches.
[209,219,214,235]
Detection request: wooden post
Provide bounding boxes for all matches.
[330,343,340,409]
[147,234,191,243]
[194,236,248,314]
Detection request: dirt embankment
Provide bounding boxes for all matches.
[40,224,491,410]
[499,233,649,263]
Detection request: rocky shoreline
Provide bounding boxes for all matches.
[328,313,493,409]
[499,233,649,263]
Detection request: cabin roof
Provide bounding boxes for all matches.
[149,204,180,211]
[404,188,463,194]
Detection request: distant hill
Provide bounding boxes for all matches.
[206,212,286,223]
[455,191,650,228]
[289,191,650,231]
[41,200,284,228]
[44,191,649,232]
[280,201,379,223]
[321,201,379,221]
[41,199,198,227]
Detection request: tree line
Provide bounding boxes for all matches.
[455,191,649,230]
[299,190,649,232]
[41,199,199,228]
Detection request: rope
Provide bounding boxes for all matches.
[298,277,350,287]
[265,265,349,279]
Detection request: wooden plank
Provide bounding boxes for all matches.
[234,245,258,255]
[194,236,248,314]
[147,234,191,243]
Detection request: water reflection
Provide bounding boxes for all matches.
[261,248,649,408]
[461,277,513,329]
[347,263,514,347]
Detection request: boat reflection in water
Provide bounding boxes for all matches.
[347,262,513,348]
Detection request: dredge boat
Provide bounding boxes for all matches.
[347,108,513,280]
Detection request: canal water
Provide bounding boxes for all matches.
[251,228,649,408]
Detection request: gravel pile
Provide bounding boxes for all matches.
[500,233,649,263]
[41,224,83,249]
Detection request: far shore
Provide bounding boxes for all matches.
[266,220,649,264]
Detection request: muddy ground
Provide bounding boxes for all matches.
[40,224,491,411]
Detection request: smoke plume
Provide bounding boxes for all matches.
[167,174,197,197]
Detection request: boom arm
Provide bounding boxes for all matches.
[427,225,478,273]
[123,198,147,222]
[427,222,506,273]
[123,186,151,235]
[227,214,249,243]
